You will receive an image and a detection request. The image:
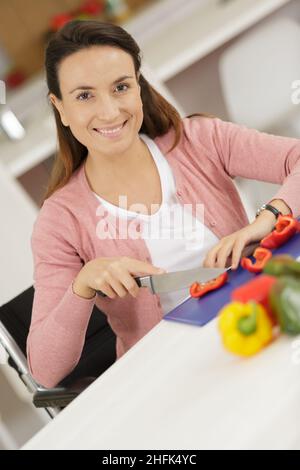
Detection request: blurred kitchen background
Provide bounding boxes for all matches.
[1,0,300,449]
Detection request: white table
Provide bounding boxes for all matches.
[22,315,300,450]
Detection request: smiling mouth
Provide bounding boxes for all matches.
[93,120,128,135]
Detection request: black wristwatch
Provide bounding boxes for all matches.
[255,203,282,219]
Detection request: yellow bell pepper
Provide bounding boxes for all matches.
[218,301,273,357]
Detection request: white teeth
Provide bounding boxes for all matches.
[95,121,125,135]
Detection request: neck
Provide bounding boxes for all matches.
[84,135,152,190]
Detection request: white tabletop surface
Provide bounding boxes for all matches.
[23,315,300,450]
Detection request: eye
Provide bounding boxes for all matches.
[115,83,129,93]
[76,91,92,101]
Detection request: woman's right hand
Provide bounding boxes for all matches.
[72,256,166,299]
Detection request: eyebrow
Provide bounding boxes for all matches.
[69,75,134,94]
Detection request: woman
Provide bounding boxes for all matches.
[27,20,300,388]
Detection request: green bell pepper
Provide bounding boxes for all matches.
[263,255,300,278]
[269,276,300,335]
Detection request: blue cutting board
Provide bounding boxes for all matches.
[164,231,300,326]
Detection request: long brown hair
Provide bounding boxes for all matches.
[43,19,184,201]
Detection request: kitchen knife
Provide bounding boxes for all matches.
[97,266,227,297]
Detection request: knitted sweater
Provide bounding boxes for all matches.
[27,116,300,387]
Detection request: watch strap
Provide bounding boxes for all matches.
[256,203,282,219]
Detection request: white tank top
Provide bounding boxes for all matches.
[93,134,219,315]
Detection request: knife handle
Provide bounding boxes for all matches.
[96,276,145,297]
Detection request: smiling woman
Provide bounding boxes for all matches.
[44,20,183,201]
[27,19,300,388]
[50,46,145,170]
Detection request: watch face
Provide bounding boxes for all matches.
[256,204,266,217]
[256,204,281,219]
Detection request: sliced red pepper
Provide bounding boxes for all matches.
[231,274,278,325]
[240,247,272,273]
[190,272,228,298]
[260,214,298,249]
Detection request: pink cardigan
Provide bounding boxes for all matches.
[27,116,300,387]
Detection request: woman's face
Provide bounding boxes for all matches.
[50,45,143,158]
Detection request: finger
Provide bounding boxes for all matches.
[110,264,141,297]
[122,257,166,275]
[97,281,117,299]
[231,238,247,269]
[108,278,128,298]
[115,269,140,298]
[216,242,235,268]
[103,271,128,298]
[203,244,222,268]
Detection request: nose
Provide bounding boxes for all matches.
[95,95,120,122]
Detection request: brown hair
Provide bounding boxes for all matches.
[43,19,185,201]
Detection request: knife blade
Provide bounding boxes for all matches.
[97,266,227,297]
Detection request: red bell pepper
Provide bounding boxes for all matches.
[190,271,228,298]
[231,274,278,325]
[260,215,299,249]
[79,0,105,15]
[240,247,272,273]
[50,13,73,31]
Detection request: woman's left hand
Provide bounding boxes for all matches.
[203,213,276,270]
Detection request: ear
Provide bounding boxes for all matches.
[49,93,69,127]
